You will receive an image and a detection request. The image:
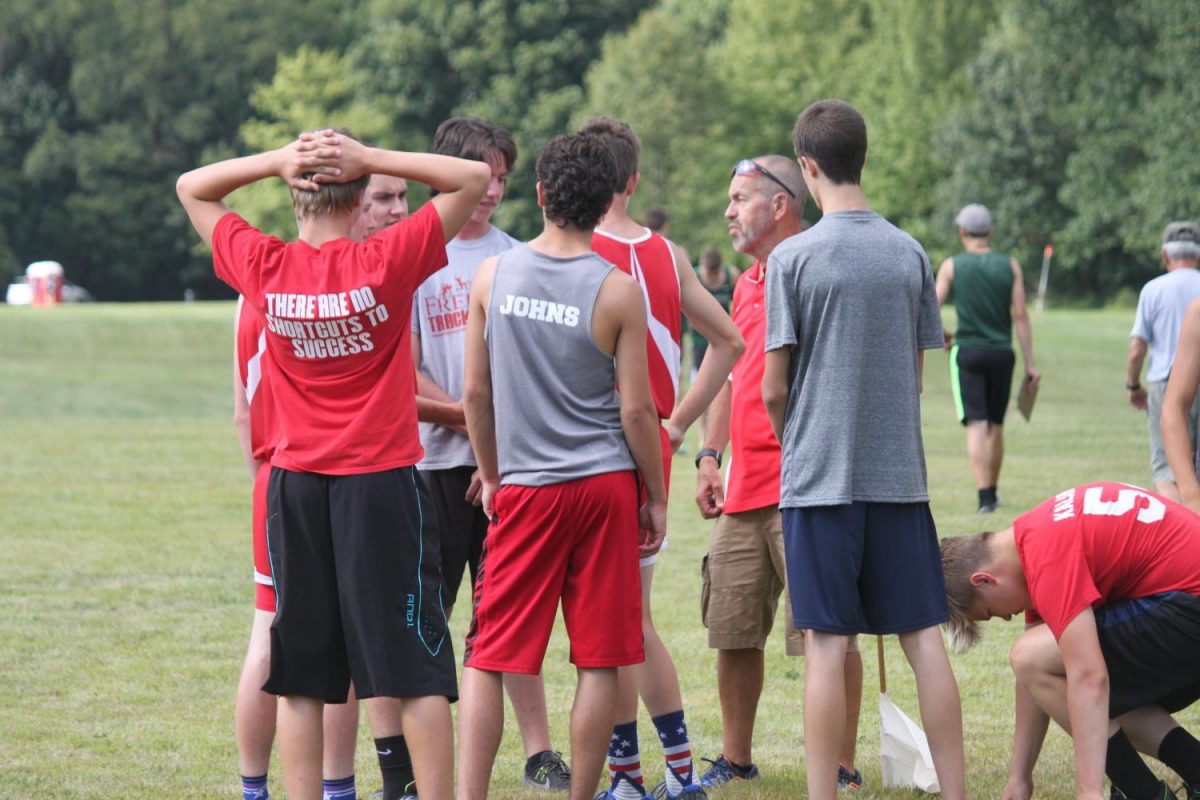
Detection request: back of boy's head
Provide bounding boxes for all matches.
[644,207,669,232]
[792,99,867,186]
[431,116,517,171]
[290,128,370,221]
[536,133,617,231]
[578,116,640,193]
[940,531,994,653]
[700,248,721,268]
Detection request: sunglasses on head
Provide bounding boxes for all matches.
[731,159,796,198]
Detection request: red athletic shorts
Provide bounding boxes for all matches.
[464,471,644,674]
[252,462,276,613]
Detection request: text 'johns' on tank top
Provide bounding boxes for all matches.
[485,244,635,486]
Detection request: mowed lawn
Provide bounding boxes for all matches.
[1,302,1194,799]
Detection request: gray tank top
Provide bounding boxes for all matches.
[486,244,635,486]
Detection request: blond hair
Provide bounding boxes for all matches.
[290,128,369,221]
[939,531,995,653]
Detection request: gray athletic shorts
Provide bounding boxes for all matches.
[1147,380,1200,484]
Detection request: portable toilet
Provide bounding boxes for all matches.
[26,261,64,307]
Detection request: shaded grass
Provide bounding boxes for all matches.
[0,302,1193,798]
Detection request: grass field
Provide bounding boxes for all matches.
[1,302,1194,799]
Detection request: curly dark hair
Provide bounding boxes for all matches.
[536,133,617,231]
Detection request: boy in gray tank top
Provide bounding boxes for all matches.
[410,117,569,791]
[457,132,668,800]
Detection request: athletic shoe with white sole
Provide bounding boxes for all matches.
[648,781,706,799]
[366,782,418,800]
[524,750,571,791]
[697,756,759,788]
[649,762,707,799]
[593,771,647,799]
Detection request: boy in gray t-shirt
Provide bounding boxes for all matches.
[761,99,965,800]
[764,211,943,507]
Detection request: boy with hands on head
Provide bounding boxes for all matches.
[177,129,489,800]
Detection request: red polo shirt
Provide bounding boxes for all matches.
[724,261,781,514]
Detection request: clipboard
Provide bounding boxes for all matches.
[1016,374,1038,421]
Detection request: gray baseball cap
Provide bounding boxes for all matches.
[1163,220,1200,245]
[955,204,993,236]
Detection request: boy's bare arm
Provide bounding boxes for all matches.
[462,257,500,515]
[416,396,466,428]
[613,288,665,498]
[1058,610,1111,800]
[762,347,792,442]
[1163,300,1200,511]
[600,273,667,552]
[666,241,745,448]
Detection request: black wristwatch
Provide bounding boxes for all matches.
[1126,382,1142,391]
[694,448,722,469]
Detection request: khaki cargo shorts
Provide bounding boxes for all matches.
[701,505,856,656]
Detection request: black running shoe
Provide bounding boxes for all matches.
[525,750,571,791]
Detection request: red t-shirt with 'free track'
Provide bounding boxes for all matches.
[213,203,447,475]
[1016,481,1200,639]
[724,262,781,514]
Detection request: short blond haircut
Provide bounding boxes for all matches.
[290,128,369,221]
[939,531,995,653]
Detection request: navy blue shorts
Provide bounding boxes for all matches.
[1096,591,1200,717]
[782,502,949,635]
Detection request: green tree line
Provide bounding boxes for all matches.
[1,0,1194,301]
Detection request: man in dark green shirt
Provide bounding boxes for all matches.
[936,204,1040,513]
[689,248,739,379]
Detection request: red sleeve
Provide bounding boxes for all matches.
[1017,513,1102,639]
[234,296,265,387]
[212,213,285,307]
[366,203,448,292]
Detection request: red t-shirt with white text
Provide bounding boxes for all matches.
[1016,481,1200,638]
[212,204,447,474]
[724,262,781,514]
